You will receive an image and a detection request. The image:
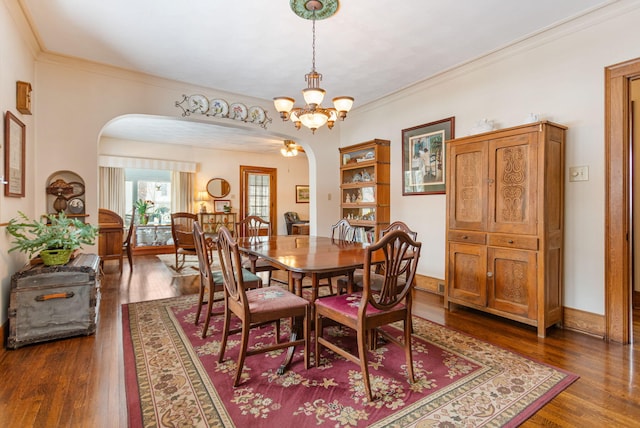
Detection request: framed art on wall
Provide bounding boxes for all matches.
[4,111,26,197]
[296,185,309,203]
[214,199,231,213]
[402,117,455,196]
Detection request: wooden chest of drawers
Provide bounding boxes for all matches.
[7,253,100,349]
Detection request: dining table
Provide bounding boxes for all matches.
[236,234,373,373]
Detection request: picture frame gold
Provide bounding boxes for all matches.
[4,111,26,197]
[296,185,309,203]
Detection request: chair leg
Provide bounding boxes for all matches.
[303,308,310,370]
[126,247,133,272]
[218,306,232,363]
[195,283,205,326]
[357,325,374,402]
[201,285,216,339]
[234,321,251,387]
[314,312,322,367]
[404,318,415,384]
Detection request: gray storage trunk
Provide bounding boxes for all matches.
[7,253,101,349]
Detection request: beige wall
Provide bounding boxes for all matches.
[340,1,640,315]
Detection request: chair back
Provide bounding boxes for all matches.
[238,215,271,239]
[361,230,421,312]
[193,221,211,276]
[217,226,248,306]
[123,206,136,248]
[380,221,418,241]
[171,212,198,250]
[331,219,355,242]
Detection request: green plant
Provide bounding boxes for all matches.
[133,199,155,215]
[7,211,98,258]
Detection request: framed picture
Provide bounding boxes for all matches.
[296,185,309,203]
[4,111,26,197]
[214,199,231,213]
[402,117,455,196]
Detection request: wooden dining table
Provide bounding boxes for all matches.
[236,234,372,373]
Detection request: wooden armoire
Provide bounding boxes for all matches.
[444,121,566,337]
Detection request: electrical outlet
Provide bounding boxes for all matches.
[438,282,445,293]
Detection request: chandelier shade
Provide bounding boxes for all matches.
[273,0,352,133]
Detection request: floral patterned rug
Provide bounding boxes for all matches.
[123,295,578,427]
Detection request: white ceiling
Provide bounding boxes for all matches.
[21,0,611,154]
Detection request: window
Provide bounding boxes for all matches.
[125,168,171,224]
[248,173,270,219]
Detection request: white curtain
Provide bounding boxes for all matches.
[172,171,195,213]
[99,167,125,218]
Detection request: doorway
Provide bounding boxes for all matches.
[239,165,277,234]
[605,57,640,344]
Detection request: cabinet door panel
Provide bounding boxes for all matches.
[448,142,488,231]
[488,133,538,235]
[487,247,537,319]
[448,242,486,305]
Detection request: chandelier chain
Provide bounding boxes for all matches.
[311,10,317,72]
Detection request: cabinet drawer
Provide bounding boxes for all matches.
[488,234,538,250]
[448,231,486,245]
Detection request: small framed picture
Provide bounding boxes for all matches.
[214,199,231,213]
[402,117,455,195]
[4,111,26,197]
[296,185,309,203]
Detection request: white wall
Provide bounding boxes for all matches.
[340,1,640,315]
[100,137,310,235]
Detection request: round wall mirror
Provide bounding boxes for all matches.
[206,178,230,198]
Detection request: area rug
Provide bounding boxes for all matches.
[122,295,578,427]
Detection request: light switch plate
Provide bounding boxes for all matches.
[569,166,589,182]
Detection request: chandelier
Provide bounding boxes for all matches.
[273,0,353,134]
[281,140,299,157]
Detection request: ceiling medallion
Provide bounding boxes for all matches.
[290,0,339,20]
[274,0,353,134]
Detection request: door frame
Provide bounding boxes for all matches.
[239,165,277,234]
[605,57,640,343]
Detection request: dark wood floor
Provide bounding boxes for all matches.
[1,255,639,427]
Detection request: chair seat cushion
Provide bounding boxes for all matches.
[246,287,309,314]
[315,292,405,318]
[336,270,407,291]
[212,268,262,287]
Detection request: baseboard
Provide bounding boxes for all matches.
[414,273,444,295]
[415,275,606,339]
[563,306,606,339]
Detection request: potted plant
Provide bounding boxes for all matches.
[7,211,98,266]
[133,199,155,225]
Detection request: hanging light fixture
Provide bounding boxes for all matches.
[273,0,354,134]
[281,140,299,157]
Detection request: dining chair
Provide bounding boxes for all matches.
[122,207,136,273]
[217,226,310,386]
[193,221,262,339]
[170,212,198,272]
[238,215,279,286]
[336,221,418,294]
[315,229,422,401]
[307,218,357,299]
[98,208,129,274]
